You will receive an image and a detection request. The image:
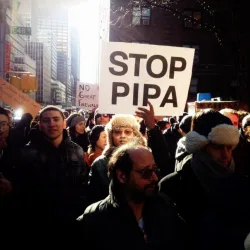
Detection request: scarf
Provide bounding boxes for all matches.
[191,151,235,194]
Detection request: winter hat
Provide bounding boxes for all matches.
[242,114,250,129]
[179,115,192,134]
[66,113,85,129]
[105,114,144,147]
[186,109,239,154]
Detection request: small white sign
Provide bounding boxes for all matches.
[76,82,99,110]
[99,42,195,116]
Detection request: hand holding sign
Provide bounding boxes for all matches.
[135,101,155,130]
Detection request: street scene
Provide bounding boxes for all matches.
[1,0,250,249]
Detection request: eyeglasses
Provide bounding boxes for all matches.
[132,167,160,179]
[0,121,9,129]
[96,114,109,119]
[113,129,134,136]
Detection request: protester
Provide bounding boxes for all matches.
[77,142,189,250]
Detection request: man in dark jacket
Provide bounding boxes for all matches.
[77,142,188,250]
[14,106,88,247]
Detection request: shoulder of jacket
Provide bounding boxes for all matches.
[77,196,110,221]
[92,155,107,166]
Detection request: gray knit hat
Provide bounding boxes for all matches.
[66,113,85,129]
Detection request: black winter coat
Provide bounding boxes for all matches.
[77,182,190,250]
[13,130,89,246]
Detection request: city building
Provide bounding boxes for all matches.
[25,42,51,103]
[51,79,66,105]
[0,0,36,79]
[109,0,236,102]
[70,26,80,106]
[31,1,72,106]
[36,30,57,80]
[13,54,36,75]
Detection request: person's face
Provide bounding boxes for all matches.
[39,111,65,140]
[205,143,233,167]
[124,148,159,201]
[75,121,85,135]
[227,114,239,128]
[0,114,10,141]
[96,131,107,150]
[244,126,250,142]
[95,114,110,125]
[112,127,134,147]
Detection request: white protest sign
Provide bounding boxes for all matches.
[0,78,41,118]
[76,82,99,110]
[99,42,195,116]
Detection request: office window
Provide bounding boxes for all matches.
[184,10,201,28]
[132,7,151,26]
[183,44,200,63]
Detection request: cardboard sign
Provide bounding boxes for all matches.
[0,78,41,118]
[99,42,195,116]
[76,82,99,110]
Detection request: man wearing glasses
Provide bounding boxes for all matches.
[77,142,188,250]
[88,113,146,203]
[94,108,111,125]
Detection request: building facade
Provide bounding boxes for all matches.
[31,1,72,106]
[0,0,36,79]
[36,30,57,80]
[25,42,51,103]
[109,0,236,102]
[70,26,80,106]
[51,79,66,105]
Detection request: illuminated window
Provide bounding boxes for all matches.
[132,7,151,26]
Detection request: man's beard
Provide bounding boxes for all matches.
[126,183,157,203]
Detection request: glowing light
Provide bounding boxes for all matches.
[70,0,108,84]
[14,108,23,120]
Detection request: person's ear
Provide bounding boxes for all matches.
[63,119,66,129]
[38,121,41,130]
[116,170,127,184]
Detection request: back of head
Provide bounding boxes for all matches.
[179,115,192,134]
[186,109,239,154]
[192,109,232,137]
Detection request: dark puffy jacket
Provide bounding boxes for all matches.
[77,182,189,250]
[87,154,109,204]
[13,129,89,246]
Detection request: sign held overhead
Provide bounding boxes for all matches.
[99,42,195,116]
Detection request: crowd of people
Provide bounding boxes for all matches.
[1,103,250,249]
